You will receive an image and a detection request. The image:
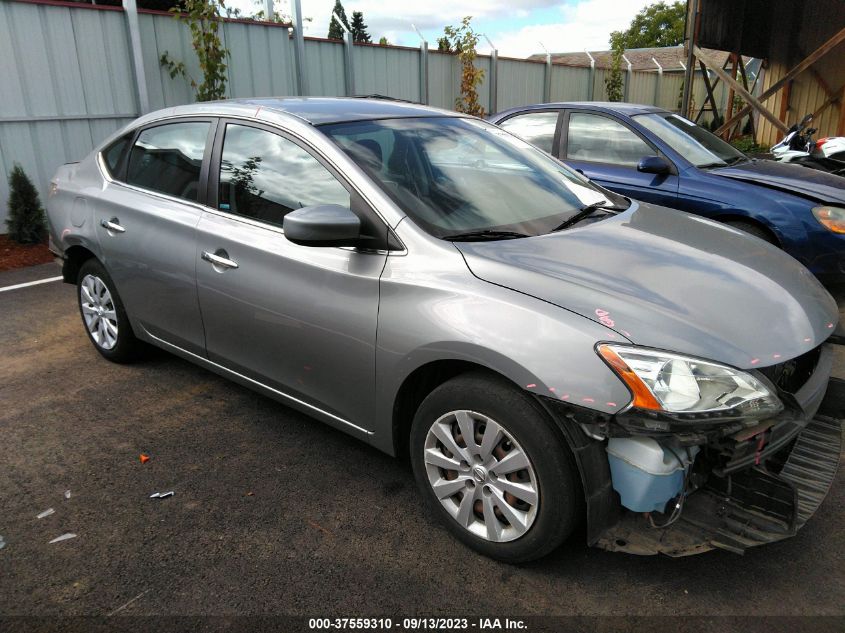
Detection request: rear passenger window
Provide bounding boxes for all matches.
[102,133,133,178]
[218,124,350,228]
[126,122,209,201]
[499,111,559,154]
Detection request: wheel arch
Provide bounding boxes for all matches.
[713,212,783,246]
[62,244,98,284]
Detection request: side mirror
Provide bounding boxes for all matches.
[637,155,671,175]
[283,204,361,247]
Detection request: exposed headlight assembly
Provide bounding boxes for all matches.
[597,344,782,420]
[812,205,845,234]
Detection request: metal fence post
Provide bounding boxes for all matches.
[622,53,632,102]
[544,53,552,103]
[333,12,355,95]
[263,0,273,20]
[122,0,150,114]
[652,57,663,107]
[412,25,429,105]
[292,0,307,95]
[483,35,498,115]
[585,51,595,100]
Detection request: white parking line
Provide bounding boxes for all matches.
[0,276,63,294]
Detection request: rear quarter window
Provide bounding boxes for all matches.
[102,133,134,178]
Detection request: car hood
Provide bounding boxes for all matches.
[456,203,838,369]
[710,159,845,204]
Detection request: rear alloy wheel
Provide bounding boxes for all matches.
[410,372,580,563]
[77,259,142,363]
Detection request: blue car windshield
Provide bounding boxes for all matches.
[321,117,619,239]
[635,113,746,168]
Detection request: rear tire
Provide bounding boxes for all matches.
[725,220,778,245]
[76,259,142,363]
[409,372,580,563]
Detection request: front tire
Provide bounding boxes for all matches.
[77,259,141,363]
[410,372,580,563]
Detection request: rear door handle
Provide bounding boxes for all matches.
[201,250,239,270]
[100,218,125,233]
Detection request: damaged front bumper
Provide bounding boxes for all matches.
[542,344,844,557]
[595,411,841,556]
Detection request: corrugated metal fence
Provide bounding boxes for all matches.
[0,0,728,230]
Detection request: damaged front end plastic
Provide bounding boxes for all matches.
[542,343,843,556]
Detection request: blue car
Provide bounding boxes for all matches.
[488,103,845,281]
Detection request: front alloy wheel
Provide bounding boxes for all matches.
[423,410,539,542]
[410,372,580,563]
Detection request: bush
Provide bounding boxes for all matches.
[5,164,46,245]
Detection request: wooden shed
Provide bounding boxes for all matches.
[682,0,845,146]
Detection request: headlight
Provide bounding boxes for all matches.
[597,344,782,419]
[812,205,845,234]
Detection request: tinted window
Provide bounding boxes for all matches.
[103,133,133,178]
[566,113,652,166]
[126,122,209,201]
[499,112,558,153]
[218,124,349,228]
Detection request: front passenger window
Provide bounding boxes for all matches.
[218,124,350,228]
[126,122,210,201]
[566,113,652,166]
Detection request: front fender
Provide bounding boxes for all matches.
[371,251,633,454]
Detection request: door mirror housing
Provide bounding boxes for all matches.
[283,204,361,247]
[637,155,672,175]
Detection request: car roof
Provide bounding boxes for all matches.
[490,101,668,120]
[227,96,460,125]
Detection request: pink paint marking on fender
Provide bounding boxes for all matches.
[595,308,615,328]
[526,383,536,389]
[750,358,760,365]
[560,394,570,400]
[582,397,595,403]
[606,402,617,407]
[772,354,781,359]
[548,387,556,392]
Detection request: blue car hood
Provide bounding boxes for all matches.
[711,160,845,204]
[457,203,838,370]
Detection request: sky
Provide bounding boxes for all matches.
[225,0,655,58]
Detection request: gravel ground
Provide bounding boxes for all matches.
[1,263,843,630]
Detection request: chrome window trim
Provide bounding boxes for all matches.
[96,111,408,254]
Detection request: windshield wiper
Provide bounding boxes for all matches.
[551,201,618,232]
[442,229,531,242]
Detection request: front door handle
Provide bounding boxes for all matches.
[100,218,125,233]
[202,250,239,270]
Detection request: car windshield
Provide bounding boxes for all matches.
[634,113,747,168]
[321,116,618,239]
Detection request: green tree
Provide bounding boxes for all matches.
[5,164,46,245]
[350,11,371,43]
[442,17,485,117]
[378,36,390,46]
[604,39,625,102]
[437,36,452,52]
[159,0,229,102]
[609,1,686,50]
[328,0,350,40]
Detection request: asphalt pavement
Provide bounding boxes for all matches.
[1,263,844,628]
